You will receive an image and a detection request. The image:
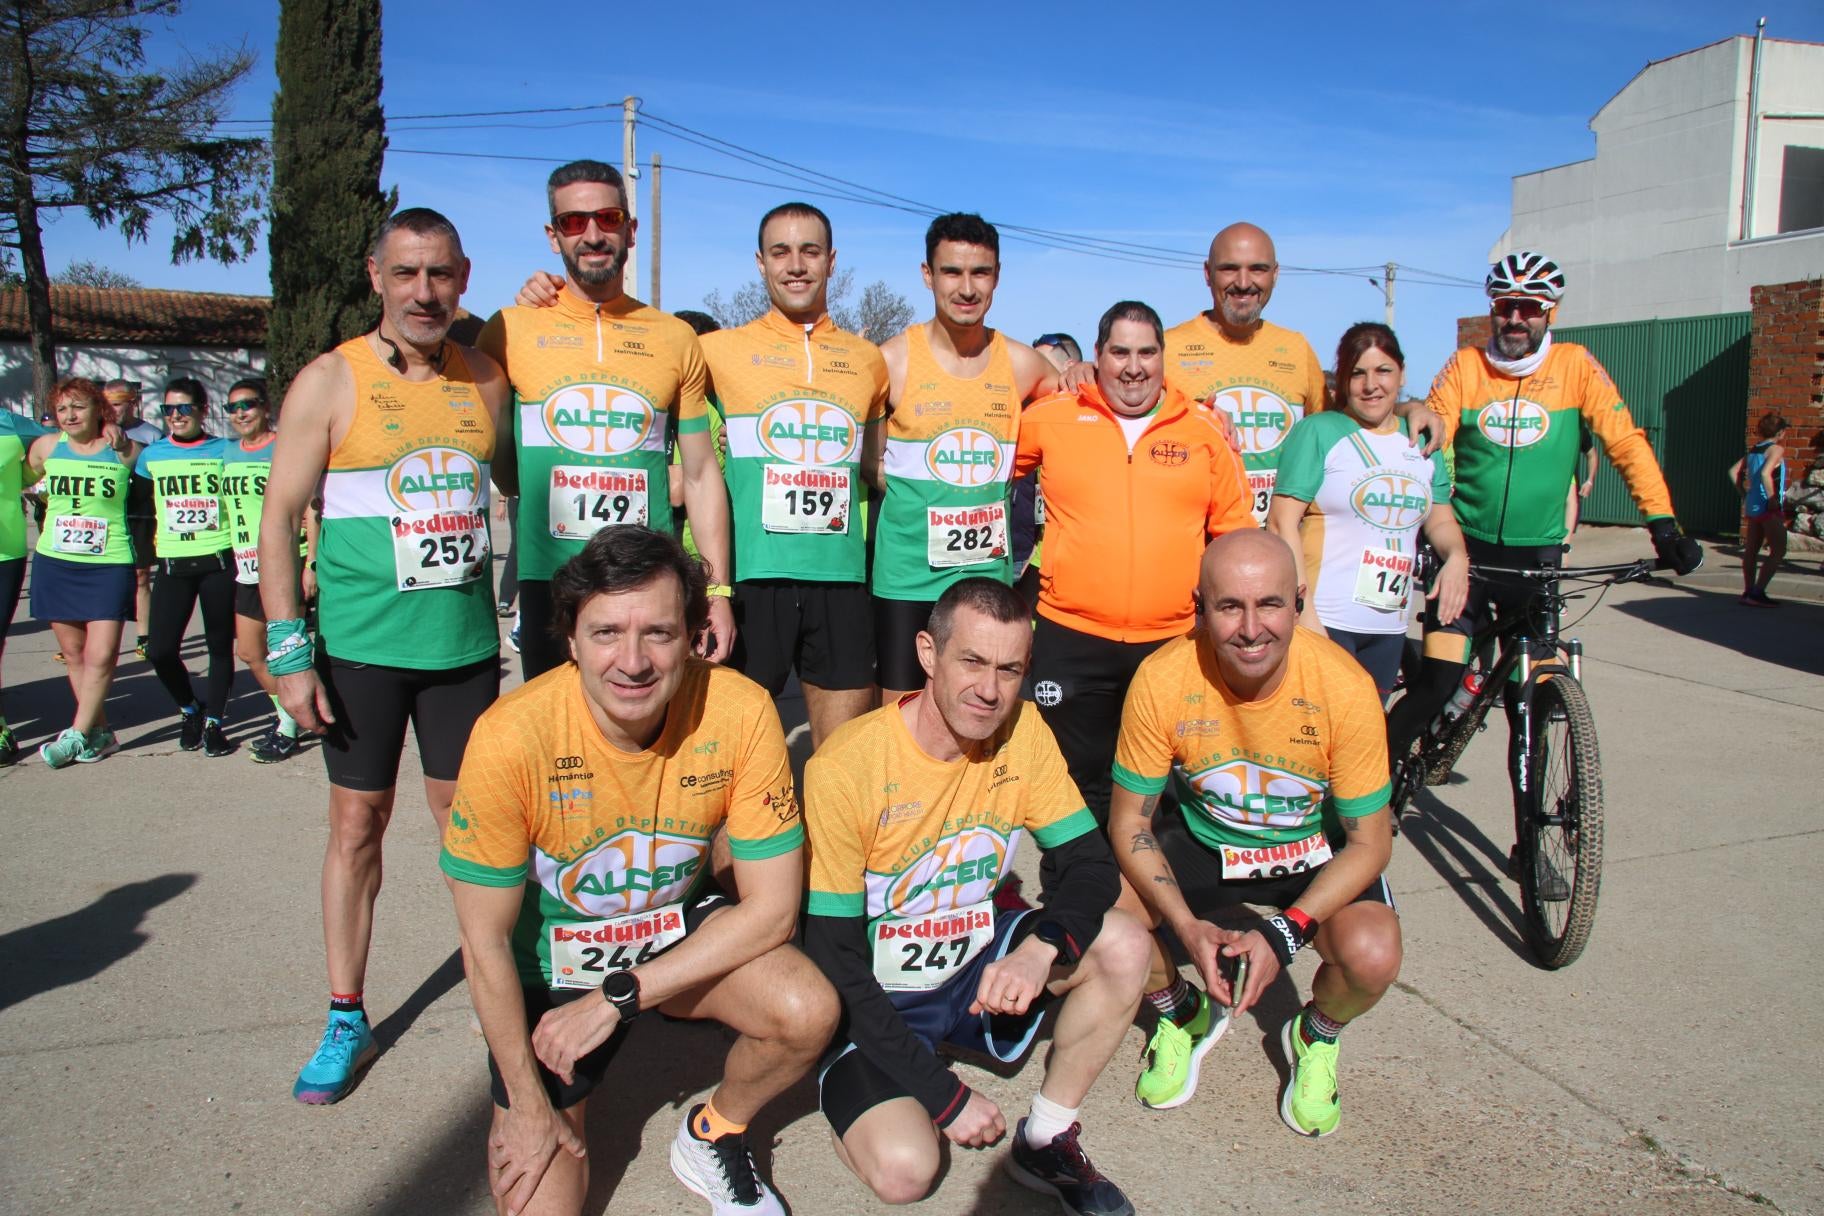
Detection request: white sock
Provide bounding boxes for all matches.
[1024,1090,1079,1148]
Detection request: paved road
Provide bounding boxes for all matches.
[1,527,1819,1215]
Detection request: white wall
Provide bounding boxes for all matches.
[0,341,267,433]
[1492,37,1824,326]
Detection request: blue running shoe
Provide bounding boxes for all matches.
[293,1010,377,1105]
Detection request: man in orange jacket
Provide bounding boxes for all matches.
[1014,301,1255,826]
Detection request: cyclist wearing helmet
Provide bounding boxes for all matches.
[1386,251,1702,895]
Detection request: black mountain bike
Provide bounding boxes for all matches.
[1389,558,1659,969]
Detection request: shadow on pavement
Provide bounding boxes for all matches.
[1398,790,1535,964]
[373,948,467,1051]
[363,1014,816,1216]
[1609,581,1824,678]
[0,873,197,1013]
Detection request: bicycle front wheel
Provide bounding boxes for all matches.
[1518,675,1604,968]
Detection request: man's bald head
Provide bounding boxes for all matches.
[1204,222,1279,332]
[1199,529,1301,696]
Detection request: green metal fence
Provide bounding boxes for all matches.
[1554,313,1751,535]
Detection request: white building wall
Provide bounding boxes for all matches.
[0,341,267,433]
[1493,36,1824,327]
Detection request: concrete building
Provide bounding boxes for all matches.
[0,285,269,430]
[1491,34,1824,326]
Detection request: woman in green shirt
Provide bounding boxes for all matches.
[26,377,142,767]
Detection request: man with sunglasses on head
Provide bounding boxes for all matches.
[481,160,734,679]
[1385,251,1703,891]
[134,377,238,756]
[261,206,512,1105]
[866,214,1060,704]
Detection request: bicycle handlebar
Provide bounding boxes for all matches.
[1466,558,1665,584]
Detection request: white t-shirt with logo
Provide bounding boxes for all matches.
[1273,412,1452,636]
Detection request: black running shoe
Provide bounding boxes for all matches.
[250,728,302,764]
[1005,1120,1134,1216]
[178,711,205,751]
[202,719,234,757]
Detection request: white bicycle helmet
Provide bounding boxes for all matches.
[1485,251,1566,302]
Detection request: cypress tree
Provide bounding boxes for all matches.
[267,0,392,401]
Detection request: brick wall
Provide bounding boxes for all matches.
[1746,278,1824,543]
[1457,314,1491,353]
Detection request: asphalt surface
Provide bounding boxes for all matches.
[1,526,1819,1215]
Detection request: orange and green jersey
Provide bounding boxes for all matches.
[1427,339,1674,546]
[1274,412,1451,636]
[875,326,1020,601]
[442,659,801,989]
[1165,315,1330,522]
[806,697,1096,931]
[34,434,134,565]
[1,410,51,562]
[478,292,708,581]
[702,310,887,583]
[1113,630,1390,856]
[317,336,496,669]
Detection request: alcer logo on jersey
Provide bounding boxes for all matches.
[1187,759,1326,831]
[925,425,1004,487]
[1475,398,1552,448]
[542,383,656,455]
[1214,387,1301,454]
[1349,471,1431,531]
[386,446,484,511]
[540,829,707,918]
[872,826,1011,918]
[758,399,859,465]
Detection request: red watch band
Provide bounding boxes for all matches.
[1284,907,1316,940]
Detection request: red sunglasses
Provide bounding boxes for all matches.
[550,208,627,237]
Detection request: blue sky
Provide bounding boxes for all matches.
[37,0,1824,386]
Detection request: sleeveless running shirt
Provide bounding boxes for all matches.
[36,434,135,565]
[702,310,888,584]
[1274,412,1451,636]
[1164,315,1329,523]
[222,435,279,584]
[136,434,231,559]
[317,336,497,669]
[1743,440,1785,518]
[875,327,1019,601]
[477,293,709,583]
[1,411,50,562]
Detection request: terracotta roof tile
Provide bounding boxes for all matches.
[0,285,270,347]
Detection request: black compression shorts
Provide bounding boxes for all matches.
[316,653,499,790]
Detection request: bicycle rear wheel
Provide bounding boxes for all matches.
[1518,676,1604,969]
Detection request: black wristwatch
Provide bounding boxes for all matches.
[601,969,641,1023]
[1031,919,1080,965]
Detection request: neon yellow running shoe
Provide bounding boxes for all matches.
[1278,1012,1341,1137]
[1136,987,1227,1110]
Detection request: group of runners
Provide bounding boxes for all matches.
[0,156,1710,1216]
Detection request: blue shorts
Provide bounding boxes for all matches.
[819,908,1045,1136]
[29,552,135,623]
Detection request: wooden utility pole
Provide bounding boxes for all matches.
[650,151,662,308]
[622,96,638,297]
[1383,262,1397,327]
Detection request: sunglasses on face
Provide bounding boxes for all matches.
[161,401,201,416]
[224,399,265,414]
[1492,297,1549,320]
[550,208,627,237]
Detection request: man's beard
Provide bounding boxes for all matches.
[564,243,625,287]
[1494,326,1542,358]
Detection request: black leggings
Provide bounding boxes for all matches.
[148,553,237,718]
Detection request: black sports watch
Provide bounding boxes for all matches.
[601,969,642,1023]
[1031,919,1080,965]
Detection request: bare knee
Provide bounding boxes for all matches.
[1082,909,1153,992]
[1329,915,1403,993]
[855,1137,939,1205]
[326,795,392,863]
[762,968,840,1053]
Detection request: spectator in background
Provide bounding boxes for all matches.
[104,379,162,659]
[1031,332,1081,374]
[1729,411,1789,607]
